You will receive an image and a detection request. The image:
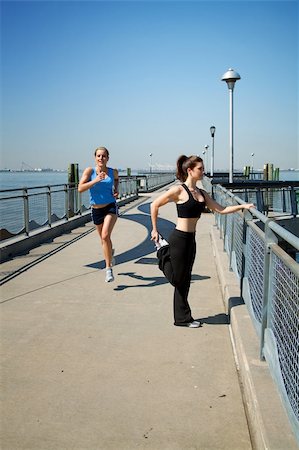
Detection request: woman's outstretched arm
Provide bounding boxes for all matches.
[203,191,254,214]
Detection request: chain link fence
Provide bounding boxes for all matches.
[213,184,299,443]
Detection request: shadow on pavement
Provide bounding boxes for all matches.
[113,271,168,290]
[113,272,210,291]
[85,202,212,293]
[85,202,176,270]
[198,313,229,325]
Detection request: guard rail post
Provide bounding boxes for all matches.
[260,218,277,360]
[290,187,298,216]
[240,209,253,298]
[78,191,83,215]
[228,204,235,271]
[64,184,69,220]
[47,186,52,227]
[282,188,287,213]
[256,189,264,213]
[23,188,29,236]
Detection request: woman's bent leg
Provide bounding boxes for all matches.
[157,245,176,286]
[157,229,196,324]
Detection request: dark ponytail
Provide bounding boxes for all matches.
[176,155,188,181]
[176,154,203,182]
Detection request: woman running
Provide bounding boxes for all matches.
[78,146,119,282]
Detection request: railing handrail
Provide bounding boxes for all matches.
[0,174,177,194]
[0,174,176,242]
[213,183,299,442]
[0,183,75,194]
[214,180,299,188]
[218,186,299,250]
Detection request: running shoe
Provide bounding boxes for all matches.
[105,268,114,283]
[155,234,169,251]
[174,320,202,328]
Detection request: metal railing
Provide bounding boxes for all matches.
[0,178,137,240]
[136,173,176,191]
[0,173,176,242]
[215,180,299,217]
[213,184,299,442]
[0,183,82,239]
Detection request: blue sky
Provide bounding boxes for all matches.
[1,0,298,172]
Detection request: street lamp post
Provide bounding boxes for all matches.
[221,68,241,183]
[204,145,209,173]
[202,150,206,169]
[149,153,153,173]
[251,152,255,174]
[210,126,216,177]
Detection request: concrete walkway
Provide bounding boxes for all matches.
[1,186,297,450]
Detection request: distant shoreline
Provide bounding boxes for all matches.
[0,169,68,173]
[1,168,298,173]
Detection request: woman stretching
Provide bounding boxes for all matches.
[150,155,254,328]
[78,147,119,283]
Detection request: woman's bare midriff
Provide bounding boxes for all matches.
[92,204,110,209]
[176,217,200,233]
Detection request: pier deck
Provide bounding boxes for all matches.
[1,185,297,450]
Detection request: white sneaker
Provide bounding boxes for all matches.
[174,320,202,328]
[105,268,114,283]
[186,321,201,328]
[155,234,169,251]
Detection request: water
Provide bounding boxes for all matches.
[282,171,299,181]
[1,170,298,264]
[0,169,298,239]
[0,171,69,190]
[252,170,299,182]
[0,172,74,235]
[0,170,144,234]
[0,169,298,190]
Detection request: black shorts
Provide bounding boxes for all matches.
[91,203,118,225]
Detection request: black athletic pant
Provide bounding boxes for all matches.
[157,228,196,325]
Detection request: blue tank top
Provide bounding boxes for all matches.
[89,167,116,206]
[176,184,206,218]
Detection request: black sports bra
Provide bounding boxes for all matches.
[176,184,206,218]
